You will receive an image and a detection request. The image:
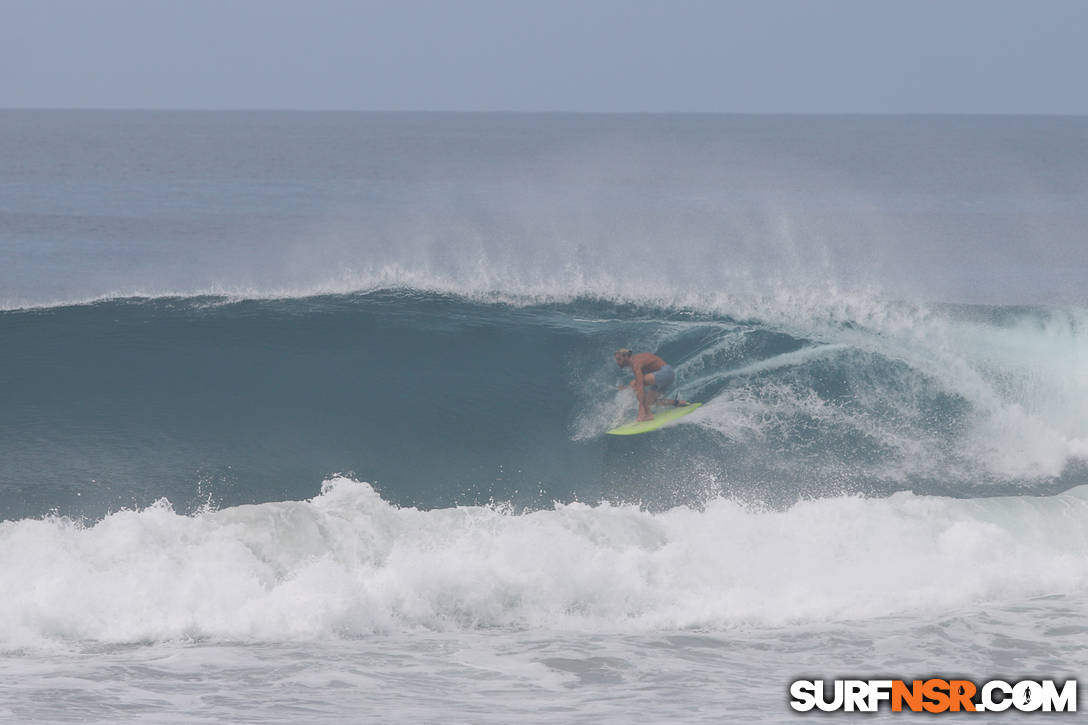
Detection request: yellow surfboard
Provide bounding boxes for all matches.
[606,403,702,435]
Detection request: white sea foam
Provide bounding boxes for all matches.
[672,299,1088,482]
[1,478,1085,648]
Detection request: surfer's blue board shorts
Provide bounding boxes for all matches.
[649,364,675,392]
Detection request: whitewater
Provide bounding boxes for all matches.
[2,111,1087,722]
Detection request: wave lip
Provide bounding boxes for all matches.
[2,478,1086,647]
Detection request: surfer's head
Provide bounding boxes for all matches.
[614,348,633,367]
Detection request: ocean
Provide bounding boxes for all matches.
[1,110,1086,722]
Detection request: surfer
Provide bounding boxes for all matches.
[614,349,688,421]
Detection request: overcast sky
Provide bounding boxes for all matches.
[1,0,1085,113]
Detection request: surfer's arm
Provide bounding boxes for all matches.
[632,364,648,402]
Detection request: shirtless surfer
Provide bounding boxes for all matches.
[614,349,688,421]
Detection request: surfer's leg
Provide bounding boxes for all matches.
[642,376,661,407]
[651,365,687,405]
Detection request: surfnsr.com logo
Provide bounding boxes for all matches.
[789,679,1077,713]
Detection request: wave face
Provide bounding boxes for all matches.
[2,477,1086,646]
[2,291,1087,521]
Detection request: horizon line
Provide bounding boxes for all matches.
[2,107,1086,118]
